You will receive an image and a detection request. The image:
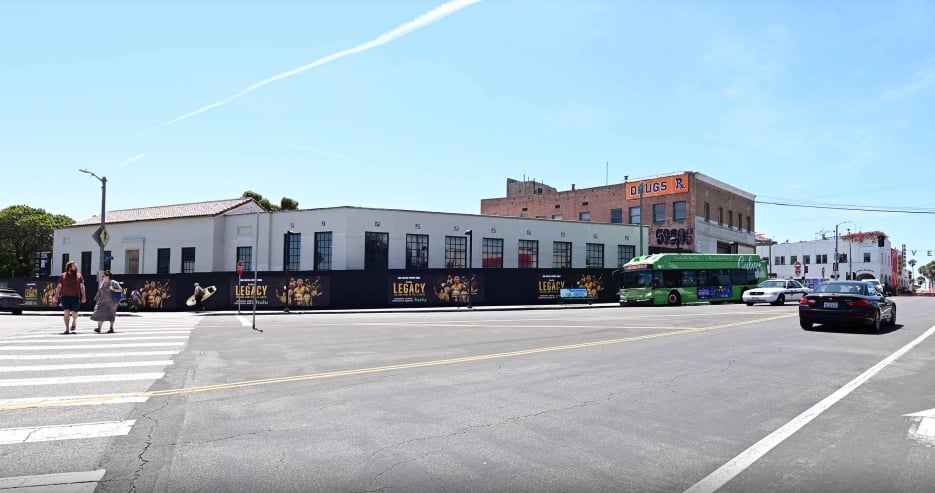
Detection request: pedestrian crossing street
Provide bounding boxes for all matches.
[0,316,197,492]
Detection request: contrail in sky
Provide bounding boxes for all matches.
[127,0,482,140]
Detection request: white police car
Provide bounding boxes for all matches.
[742,279,811,306]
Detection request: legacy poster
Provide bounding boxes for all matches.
[389,272,484,305]
[537,272,606,300]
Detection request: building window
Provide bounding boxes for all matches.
[103,250,112,271]
[839,253,848,263]
[728,211,734,229]
[552,241,572,268]
[365,231,389,270]
[61,253,69,272]
[790,255,798,264]
[181,247,196,273]
[774,256,785,265]
[653,204,666,224]
[125,249,140,275]
[817,254,828,264]
[673,201,687,221]
[610,208,623,224]
[236,246,252,272]
[617,245,635,267]
[586,243,604,268]
[406,234,429,269]
[704,202,710,222]
[156,248,170,274]
[738,213,744,231]
[579,212,591,221]
[445,235,467,268]
[81,251,92,278]
[482,238,504,268]
[518,239,538,268]
[864,252,871,262]
[746,216,752,232]
[718,207,724,225]
[283,232,301,271]
[629,206,641,225]
[803,255,811,265]
[315,232,332,271]
[552,214,564,220]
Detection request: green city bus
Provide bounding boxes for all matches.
[612,253,768,306]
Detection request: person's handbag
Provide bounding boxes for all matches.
[111,281,124,303]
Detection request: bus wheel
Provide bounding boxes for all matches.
[667,291,682,306]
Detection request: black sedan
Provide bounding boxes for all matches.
[798,281,895,331]
[0,287,25,315]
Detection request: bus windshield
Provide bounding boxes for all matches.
[621,270,654,288]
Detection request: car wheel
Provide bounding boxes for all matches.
[745,302,754,306]
[667,291,682,306]
[12,309,22,316]
[771,294,785,306]
[872,310,882,332]
[800,319,813,330]
[888,307,896,326]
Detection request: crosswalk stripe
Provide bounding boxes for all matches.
[0,351,179,361]
[1,343,184,351]
[0,469,105,492]
[0,394,148,408]
[0,421,135,445]
[0,361,174,373]
[0,373,164,387]
[2,330,193,340]
[0,336,189,344]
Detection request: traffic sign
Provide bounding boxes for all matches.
[794,261,802,275]
[237,261,244,276]
[92,226,110,248]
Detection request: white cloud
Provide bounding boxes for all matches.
[120,153,145,166]
[126,0,483,140]
[882,58,935,99]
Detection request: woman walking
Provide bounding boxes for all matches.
[91,270,122,334]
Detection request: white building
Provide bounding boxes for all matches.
[756,232,901,288]
[53,198,648,276]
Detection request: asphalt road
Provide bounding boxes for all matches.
[2,299,934,492]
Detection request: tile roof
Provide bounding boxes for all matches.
[71,198,259,226]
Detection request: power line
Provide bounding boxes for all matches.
[756,200,935,214]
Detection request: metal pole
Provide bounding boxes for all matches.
[252,210,262,332]
[834,224,839,280]
[638,182,644,257]
[99,177,106,279]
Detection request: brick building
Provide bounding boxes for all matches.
[481,171,756,255]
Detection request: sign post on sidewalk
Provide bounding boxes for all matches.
[236,261,244,314]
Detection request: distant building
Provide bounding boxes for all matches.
[755,231,905,289]
[480,171,756,255]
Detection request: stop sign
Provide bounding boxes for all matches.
[237,261,244,276]
[794,261,802,275]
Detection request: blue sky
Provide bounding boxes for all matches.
[3,0,934,264]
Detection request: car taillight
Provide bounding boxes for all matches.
[799,298,816,306]
[847,299,871,308]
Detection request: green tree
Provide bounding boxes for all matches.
[0,205,74,277]
[241,191,298,212]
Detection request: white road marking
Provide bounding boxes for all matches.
[684,324,935,493]
[0,394,148,408]
[0,336,189,344]
[237,316,251,327]
[0,373,164,387]
[0,469,105,493]
[0,351,179,361]
[1,343,184,350]
[904,408,935,446]
[0,361,173,373]
[0,421,135,445]
[1,330,192,340]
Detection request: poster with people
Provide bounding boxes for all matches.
[537,272,606,301]
[388,272,483,305]
[233,275,329,308]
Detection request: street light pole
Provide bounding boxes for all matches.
[464,229,473,309]
[833,220,849,279]
[79,169,106,279]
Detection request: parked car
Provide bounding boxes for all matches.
[862,278,887,294]
[742,279,810,306]
[0,287,25,315]
[798,280,896,332]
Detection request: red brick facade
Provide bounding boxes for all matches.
[481,172,756,253]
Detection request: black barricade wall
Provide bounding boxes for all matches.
[0,268,618,311]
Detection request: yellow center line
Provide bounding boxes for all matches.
[0,313,797,412]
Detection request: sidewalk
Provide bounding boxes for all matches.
[11,302,620,317]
